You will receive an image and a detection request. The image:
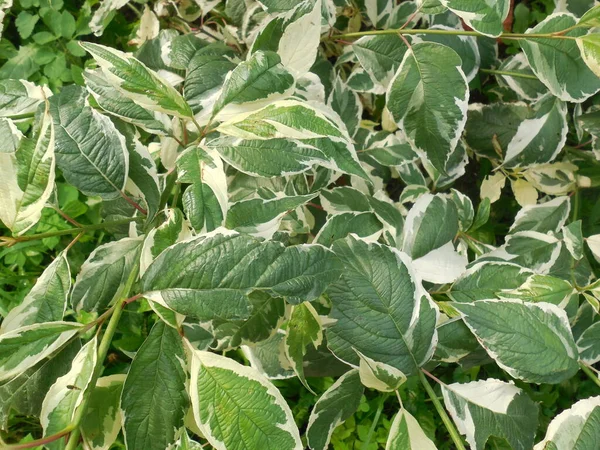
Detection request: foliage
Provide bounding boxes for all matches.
[2,0,600,449]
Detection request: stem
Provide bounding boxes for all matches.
[119,191,148,216]
[419,371,466,450]
[571,188,580,223]
[64,265,140,450]
[480,68,539,80]
[360,393,389,450]
[1,217,144,245]
[580,362,600,389]
[325,28,577,41]
[4,426,75,449]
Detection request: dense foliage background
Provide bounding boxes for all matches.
[2,0,600,449]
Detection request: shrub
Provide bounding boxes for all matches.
[1,1,600,449]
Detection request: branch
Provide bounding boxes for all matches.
[419,370,466,450]
[480,68,539,80]
[580,362,600,389]
[323,27,577,42]
[64,265,140,450]
[0,217,144,246]
[4,426,74,449]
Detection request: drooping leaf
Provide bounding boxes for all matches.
[49,85,129,200]
[0,79,51,119]
[121,322,188,450]
[577,321,600,364]
[0,107,55,235]
[0,322,82,383]
[306,369,364,450]
[40,337,97,450]
[356,350,406,392]
[71,237,143,313]
[0,340,81,427]
[81,42,193,118]
[327,236,438,375]
[442,379,539,450]
[314,212,383,246]
[80,374,125,450]
[1,251,70,333]
[284,302,323,392]
[387,42,469,172]
[188,348,302,450]
[453,299,579,384]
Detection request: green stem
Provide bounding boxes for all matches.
[64,266,140,450]
[3,426,75,449]
[361,393,389,450]
[571,189,580,223]
[480,68,539,80]
[325,28,577,41]
[419,371,466,450]
[580,362,600,389]
[1,217,144,245]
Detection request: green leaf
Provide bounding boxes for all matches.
[387,42,469,173]
[454,299,579,384]
[0,79,50,119]
[509,196,570,234]
[80,375,125,450]
[1,251,70,333]
[226,194,316,238]
[563,220,584,260]
[251,0,321,76]
[578,5,600,27]
[386,408,437,450]
[183,45,237,115]
[356,350,406,392]
[503,95,568,168]
[327,236,438,375]
[450,262,534,302]
[306,369,364,450]
[141,231,343,320]
[217,100,346,140]
[328,77,362,137]
[0,322,82,383]
[15,11,39,39]
[121,322,188,450]
[577,322,600,364]
[212,50,295,118]
[402,193,459,259]
[49,85,129,200]
[84,69,171,135]
[577,33,600,77]
[314,212,383,246]
[534,396,600,449]
[441,379,538,450]
[284,302,323,392]
[497,53,547,101]
[40,337,97,450]
[497,274,578,312]
[353,35,409,89]
[140,209,190,275]
[520,13,600,102]
[440,0,510,37]
[188,348,302,450]
[0,107,55,235]
[177,145,227,233]
[124,133,161,220]
[0,341,81,428]
[71,237,143,313]
[81,42,193,118]
[415,25,481,81]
